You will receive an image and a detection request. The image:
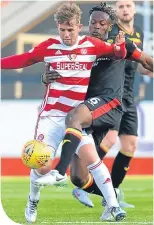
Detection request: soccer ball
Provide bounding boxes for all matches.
[21,140,51,169]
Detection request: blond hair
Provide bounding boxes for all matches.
[54,2,82,25]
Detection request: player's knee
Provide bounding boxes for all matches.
[102,130,118,149]
[65,110,79,128]
[108,137,117,148]
[123,141,137,154]
[129,142,137,153]
[102,135,117,149]
[65,109,79,126]
[66,105,91,128]
[70,174,85,188]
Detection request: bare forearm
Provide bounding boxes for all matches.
[131,51,153,73]
[137,64,153,77]
[138,52,153,72]
[141,58,153,73]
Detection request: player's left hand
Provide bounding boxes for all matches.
[115,31,125,45]
[42,63,61,84]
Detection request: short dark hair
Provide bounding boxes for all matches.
[89,2,117,24]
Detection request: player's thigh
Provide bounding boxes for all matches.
[85,96,123,131]
[66,104,92,128]
[34,116,65,156]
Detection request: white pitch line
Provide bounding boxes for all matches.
[50,222,153,224]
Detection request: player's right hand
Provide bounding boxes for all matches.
[42,63,61,84]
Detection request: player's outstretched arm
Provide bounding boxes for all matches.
[125,40,153,73]
[136,52,153,73]
[1,52,37,69]
[130,50,153,72]
[90,31,127,59]
[137,64,153,77]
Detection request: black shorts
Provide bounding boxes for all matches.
[119,99,138,136]
[84,96,123,133]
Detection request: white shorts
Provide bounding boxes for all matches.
[34,116,94,158]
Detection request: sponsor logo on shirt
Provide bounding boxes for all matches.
[92,57,111,67]
[57,62,88,70]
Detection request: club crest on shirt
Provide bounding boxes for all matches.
[68,54,77,61]
[136,32,140,38]
[81,48,87,54]
[107,39,114,44]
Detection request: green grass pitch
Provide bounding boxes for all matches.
[1,176,153,225]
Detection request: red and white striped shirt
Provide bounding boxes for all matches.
[1,35,126,117]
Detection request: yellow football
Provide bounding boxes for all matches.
[21,140,51,169]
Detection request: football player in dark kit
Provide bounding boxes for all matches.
[42,1,153,221]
